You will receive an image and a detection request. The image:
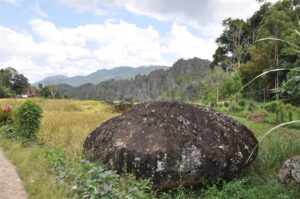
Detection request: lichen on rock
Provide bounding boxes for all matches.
[83,101,258,190]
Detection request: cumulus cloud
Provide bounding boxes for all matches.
[59,0,263,36]
[0,19,214,82]
[167,24,216,60]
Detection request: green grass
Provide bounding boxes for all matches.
[0,98,300,198]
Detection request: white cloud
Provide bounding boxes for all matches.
[167,24,216,60]
[59,0,264,37]
[1,19,215,83]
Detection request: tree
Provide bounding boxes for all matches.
[0,68,13,87]
[38,84,61,99]
[212,0,300,103]
[257,2,295,100]
[0,67,29,96]
[11,73,29,95]
[211,18,251,71]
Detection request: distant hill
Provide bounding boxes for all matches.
[34,75,68,86]
[55,57,216,101]
[33,66,168,87]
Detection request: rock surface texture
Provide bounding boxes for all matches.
[278,155,300,183]
[84,101,258,189]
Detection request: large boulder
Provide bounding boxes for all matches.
[83,101,258,189]
[278,156,300,184]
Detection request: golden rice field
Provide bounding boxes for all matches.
[0,98,118,198]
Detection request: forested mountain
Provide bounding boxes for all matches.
[211,0,300,103]
[55,58,217,101]
[34,66,167,87]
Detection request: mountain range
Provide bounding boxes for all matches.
[33,66,167,87]
[55,57,215,102]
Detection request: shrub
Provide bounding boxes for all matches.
[263,101,284,122]
[47,158,153,199]
[238,100,246,107]
[203,178,257,199]
[248,102,256,112]
[0,105,13,123]
[13,101,43,139]
[229,104,244,113]
[284,104,294,121]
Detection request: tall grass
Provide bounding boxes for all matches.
[0,98,118,198]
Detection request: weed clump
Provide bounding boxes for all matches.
[13,100,43,140]
[0,105,13,123]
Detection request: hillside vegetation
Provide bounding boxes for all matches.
[34,66,167,87]
[55,58,215,101]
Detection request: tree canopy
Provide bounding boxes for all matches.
[211,0,300,103]
[0,67,29,97]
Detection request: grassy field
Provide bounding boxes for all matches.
[0,98,300,198]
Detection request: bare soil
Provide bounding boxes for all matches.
[0,149,28,199]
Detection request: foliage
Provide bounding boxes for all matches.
[0,67,29,96]
[38,84,61,99]
[44,148,153,199]
[222,72,243,98]
[212,0,300,103]
[282,67,300,102]
[202,178,256,199]
[263,101,286,122]
[229,104,245,113]
[0,86,12,98]
[13,100,43,139]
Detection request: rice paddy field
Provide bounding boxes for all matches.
[0,98,300,199]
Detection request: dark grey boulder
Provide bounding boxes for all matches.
[83,101,258,189]
[278,155,300,183]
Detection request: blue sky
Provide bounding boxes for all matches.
[0,0,269,82]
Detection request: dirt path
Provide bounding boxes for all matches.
[0,149,28,199]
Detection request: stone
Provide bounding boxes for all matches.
[278,155,300,183]
[83,101,258,190]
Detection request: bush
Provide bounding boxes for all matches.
[203,178,257,199]
[248,102,256,112]
[263,101,284,122]
[229,104,244,113]
[13,101,43,139]
[0,105,13,122]
[238,100,246,107]
[284,103,294,121]
[46,157,153,199]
